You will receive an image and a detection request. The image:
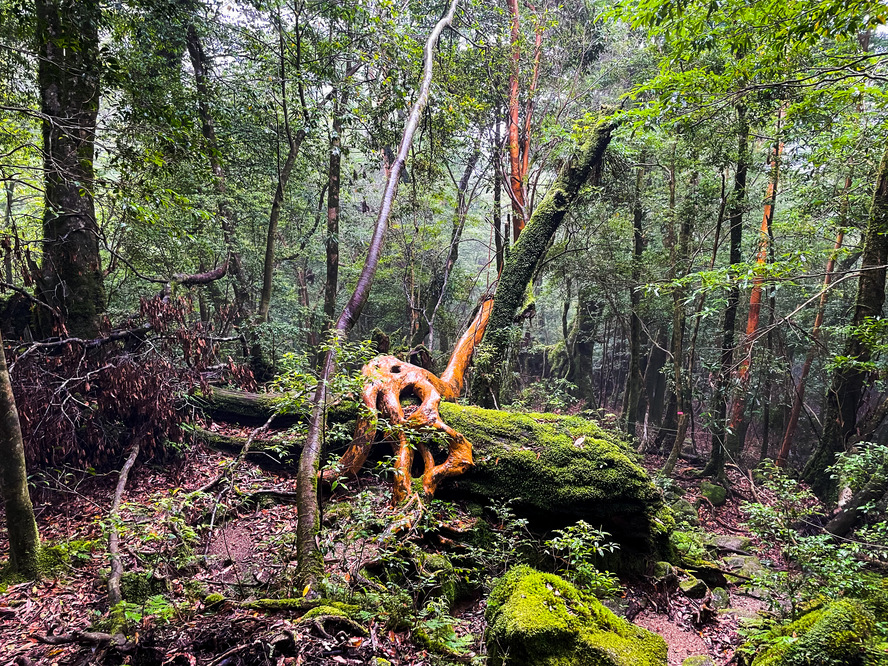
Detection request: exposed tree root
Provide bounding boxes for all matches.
[107,441,141,608]
[323,299,492,504]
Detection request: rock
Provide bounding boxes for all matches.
[671,498,700,526]
[682,657,714,666]
[705,534,752,553]
[679,577,708,599]
[710,587,730,609]
[699,481,726,507]
[415,551,470,608]
[722,555,765,582]
[652,561,674,580]
[485,566,667,666]
[748,600,878,666]
[440,404,671,559]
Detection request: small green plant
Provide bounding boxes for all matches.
[120,594,179,625]
[544,521,621,597]
[506,377,579,413]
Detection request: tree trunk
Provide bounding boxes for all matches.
[472,115,615,407]
[776,228,844,467]
[493,115,506,274]
[804,143,888,497]
[506,0,526,236]
[186,24,251,319]
[704,106,749,479]
[624,164,646,435]
[36,0,105,338]
[257,15,307,324]
[725,106,784,459]
[323,91,348,325]
[295,0,460,590]
[0,329,41,578]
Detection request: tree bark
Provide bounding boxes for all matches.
[295,0,460,590]
[725,106,784,458]
[0,329,41,578]
[704,106,749,479]
[624,163,646,435]
[323,91,348,325]
[804,143,888,497]
[472,115,615,406]
[776,228,844,467]
[506,0,526,236]
[36,0,105,338]
[186,24,251,320]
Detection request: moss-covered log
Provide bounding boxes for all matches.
[472,113,615,406]
[439,404,671,559]
[192,387,353,426]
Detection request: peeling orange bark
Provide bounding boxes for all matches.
[323,298,493,502]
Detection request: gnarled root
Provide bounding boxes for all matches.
[322,298,492,504]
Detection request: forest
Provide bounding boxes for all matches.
[1,0,888,663]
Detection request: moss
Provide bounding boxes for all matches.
[699,481,726,507]
[120,571,167,604]
[440,404,667,562]
[417,552,472,608]
[302,604,351,620]
[204,593,225,606]
[485,566,667,666]
[751,600,877,666]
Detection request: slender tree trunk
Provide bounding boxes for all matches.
[493,115,505,274]
[0,329,41,578]
[726,106,784,459]
[804,143,888,497]
[624,163,646,435]
[4,182,14,285]
[776,229,844,467]
[506,0,526,237]
[704,107,749,479]
[295,1,459,589]
[472,115,615,406]
[186,24,251,318]
[324,91,348,324]
[257,14,307,324]
[36,0,105,338]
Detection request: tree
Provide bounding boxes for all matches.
[0,329,41,579]
[295,0,460,589]
[36,0,106,338]
[804,143,888,497]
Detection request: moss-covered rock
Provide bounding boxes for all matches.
[671,498,700,526]
[699,481,726,507]
[679,577,708,599]
[750,600,879,666]
[485,566,667,666]
[682,657,714,666]
[440,404,669,558]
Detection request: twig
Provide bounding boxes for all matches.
[108,441,141,608]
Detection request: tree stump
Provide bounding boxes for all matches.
[322,298,493,503]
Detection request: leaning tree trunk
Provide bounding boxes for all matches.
[804,143,888,497]
[36,0,105,338]
[472,115,616,406]
[704,106,749,479]
[295,0,460,590]
[0,329,41,579]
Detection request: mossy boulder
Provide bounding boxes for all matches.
[679,577,708,599]
[485,566,667,666]
[750,600,880,666]
[671,498,700,526]
[699,481,726,507]
[440,404,669,558]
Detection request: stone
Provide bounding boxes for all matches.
[705,534,752,553]
[699,481,726,507]
[679,577,708,599]
[440,404,672,560]
[671,498,700,527]
[652,561,674,580]
[682,657,714,666]
[710,587,730,609]
[722,555,765,582]
[485,566,668,666]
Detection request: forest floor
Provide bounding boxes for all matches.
[0,424,779,666]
